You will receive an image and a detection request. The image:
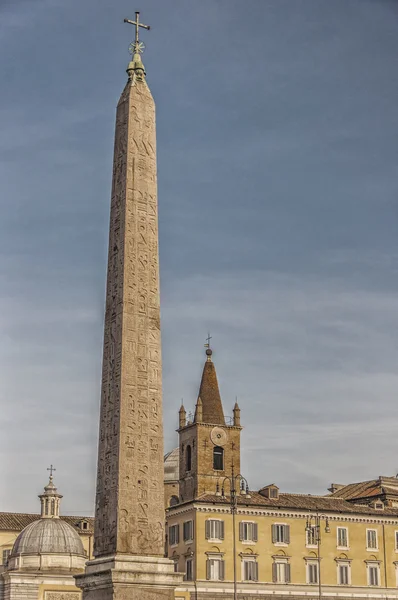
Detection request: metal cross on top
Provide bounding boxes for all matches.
[124,11,150,55]
[205,333,212,349]
[47,464,56,477]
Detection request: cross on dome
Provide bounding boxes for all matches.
[47,464,56,478]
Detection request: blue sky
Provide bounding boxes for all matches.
[1,0,398,515]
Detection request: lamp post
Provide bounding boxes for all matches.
[217,464,250,600]
[305,513,330,600]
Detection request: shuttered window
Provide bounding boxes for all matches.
[169,524,179,546]
[239,521,258,542]
[306,526,317,546]
[307,562,318,584]
[368,564,379,586]
[206,557,225,580]
[205,519,224,540]
[367,529,378,549]
[272,561,291,583]
[272,524,290,544]
[185,558,193,581]
[243,559,258,581]
[337,527,348,548]
[183,520,194,542]
[338,563,350,585]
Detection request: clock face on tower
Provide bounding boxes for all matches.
[210,427,228,447]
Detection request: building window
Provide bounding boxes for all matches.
[169,524,180,546]
[205,519,224,541]
[206,555,225,580]
[337,562,351,585]
[272,559,291,583]
[186,445,192,472]
[183,520,194,542]
[367,563,380,586]
[185,558,193,581]
[2,549,11,566]
[306,526,317,547]
[395,531,398,551]
[337,527,349,548]
[307,561,319,584]
[272,524,290,545]
[213,446,224,470]
[239,521,258,543]
[367,529,378,550]
[242,558,258,581]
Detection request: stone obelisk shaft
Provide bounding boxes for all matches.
[94,69,164,557]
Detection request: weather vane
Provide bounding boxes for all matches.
[124,11,150,56]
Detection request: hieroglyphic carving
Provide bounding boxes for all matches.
[94,72,165,558]
[44,593,80,600]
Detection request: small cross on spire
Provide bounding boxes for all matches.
[124,11,151,55]
[47,464,56,478]
[204,333,213,361]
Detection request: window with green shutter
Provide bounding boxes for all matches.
[243,559,258,581]
[239,521,258,542]
[206,556,225,580]
[205,519,224,540]
[168,524,179,546]
[272,523,290,544]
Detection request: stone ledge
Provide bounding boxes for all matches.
[75,554,183,592]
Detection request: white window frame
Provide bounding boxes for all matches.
[2,548,12,566]
[206,553,225,581]
[183,520,194,543]
[367,562,380,586]
[273,558,291,583]
[337,561,351,585]
[240,520,258,544]
[366,528,378,551]
[306,526,318,548]
[169,524,179,547]
[206,518,224,542]
[241,556,258,582]
[306,561,319,584]
[337,527,349,549]
[272,523,290,546]
[394,562,398,586]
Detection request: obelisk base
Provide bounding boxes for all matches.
[75,554,183,600]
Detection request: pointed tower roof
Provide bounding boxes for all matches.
[197,347,225,425]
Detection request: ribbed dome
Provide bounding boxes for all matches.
[164,448,179,482]
[12,518,85,556]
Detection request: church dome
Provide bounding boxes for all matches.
[164,447,179,482]
[7,472,87,573]
[11,517,85,556]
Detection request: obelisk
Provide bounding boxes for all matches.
[75,13,182,600]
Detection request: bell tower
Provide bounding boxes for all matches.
[178,345,242,502]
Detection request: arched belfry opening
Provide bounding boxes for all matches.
[213,446,224,471]
[186,445,192,472]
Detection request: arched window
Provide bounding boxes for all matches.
[45,499,49,516]
[51,498,55,516]
[213,446,224,470]
[170,495,179,507]
[186,445,192,471]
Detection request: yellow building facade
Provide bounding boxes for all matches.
[166,348,398,599]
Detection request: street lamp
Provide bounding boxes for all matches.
[217,464,250,600]
[305,513,330,600]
